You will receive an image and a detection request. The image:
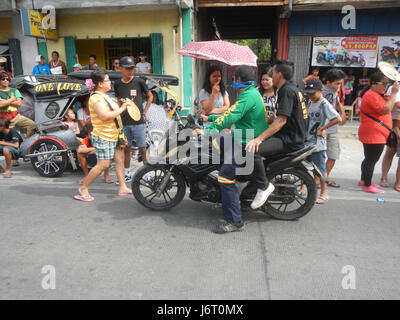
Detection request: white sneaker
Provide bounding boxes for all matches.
[250,183,275,209]
[115,174,132,185]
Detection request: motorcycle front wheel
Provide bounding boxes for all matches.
[132,164,186,211]
[263,167,316,220]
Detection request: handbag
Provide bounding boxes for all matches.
[361,111,398,148]
[95,93,128,149]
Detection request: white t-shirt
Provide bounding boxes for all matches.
[136,62,151,73]
[387,85,400,120]
[77,108,91,122]
[198,89,229,111]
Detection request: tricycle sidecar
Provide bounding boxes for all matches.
[10,74,90,177]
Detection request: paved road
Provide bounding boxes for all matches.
[1,122,400,299]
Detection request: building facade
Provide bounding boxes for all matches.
[0,0,194,107]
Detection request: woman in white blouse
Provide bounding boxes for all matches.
[198,65,230,117]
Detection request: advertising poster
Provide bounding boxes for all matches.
[377,36,400,68]
[20,9,58,40]
[311,36,378,68]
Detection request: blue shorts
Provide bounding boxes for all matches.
[307,150,327,175]
[0,146,21,160]
[123,124,146,148]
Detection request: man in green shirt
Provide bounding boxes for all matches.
[194,66,275,234]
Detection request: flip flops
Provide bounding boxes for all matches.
[3,172,12,178]
[74,194,95,202]
[316,195,328,204]
[118,191,133,196]
[358,181,379,188]
[379,179,390,188]
[394,185,400,192]
[327,180,340,188]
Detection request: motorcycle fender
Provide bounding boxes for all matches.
[301,160,327,183]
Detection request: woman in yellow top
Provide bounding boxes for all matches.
[74,69,131,201]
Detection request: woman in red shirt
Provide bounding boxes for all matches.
[358,72,399,193]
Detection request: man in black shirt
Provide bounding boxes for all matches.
[0,116,21,178]
[246,60,308,186]
[114,56,153,182]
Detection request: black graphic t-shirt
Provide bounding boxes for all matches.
[0,128,22,146]
[114,77,149,126]
[274,81,308,151]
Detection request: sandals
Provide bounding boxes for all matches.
[379,179,390,188]
[3,172,12,178]
[316,195,328,204]
[327,180,340,188]
[394,185,400,192]
[74,194,94,202]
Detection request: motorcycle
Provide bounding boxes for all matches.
[380,39,400,62]
[344,52,366,67]
[316,48,337,66]
[131,113,322,221]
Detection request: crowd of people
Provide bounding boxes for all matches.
[1,55,400,233]
[31,51,152,75]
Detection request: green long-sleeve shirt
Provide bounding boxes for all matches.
[204,86,269,145]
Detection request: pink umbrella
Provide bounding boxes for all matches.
[177,40,257,67]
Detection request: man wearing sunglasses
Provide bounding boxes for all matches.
[112,59,120,72]
[0,71,36,165]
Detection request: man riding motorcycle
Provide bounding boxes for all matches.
[193,65,275,234]
[246,60,309,191]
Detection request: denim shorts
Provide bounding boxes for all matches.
[123,124,146,148]
[307,150,327,175]
[0,146,20,160]
[92,135,117,160]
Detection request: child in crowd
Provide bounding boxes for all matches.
[0,117,22,178]
[322,68,347,188]
[62,107,81,141]
[77,123,112,184]
[304,79,342,204]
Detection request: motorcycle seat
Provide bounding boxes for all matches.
[263,144,316,164]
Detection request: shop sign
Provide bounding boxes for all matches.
[311,36,378,68]
[377,36,400,68]
[21,9,58,40]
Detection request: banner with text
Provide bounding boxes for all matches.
[311,36,378,68]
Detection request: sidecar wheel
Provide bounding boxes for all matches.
[29,138,67,177]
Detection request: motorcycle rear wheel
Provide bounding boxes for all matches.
[132,164,186,211]
[263,167,316,220]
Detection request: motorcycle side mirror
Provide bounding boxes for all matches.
[186,114,195,125]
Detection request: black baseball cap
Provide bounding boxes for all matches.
[304,78,323,93]
[139,51,146,56]
[119,56,135,68]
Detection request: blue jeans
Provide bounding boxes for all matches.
[217,135,247,224]
[123,124,146,148]
[0,146,20,160]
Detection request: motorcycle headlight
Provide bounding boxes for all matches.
[45,102,60,119]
